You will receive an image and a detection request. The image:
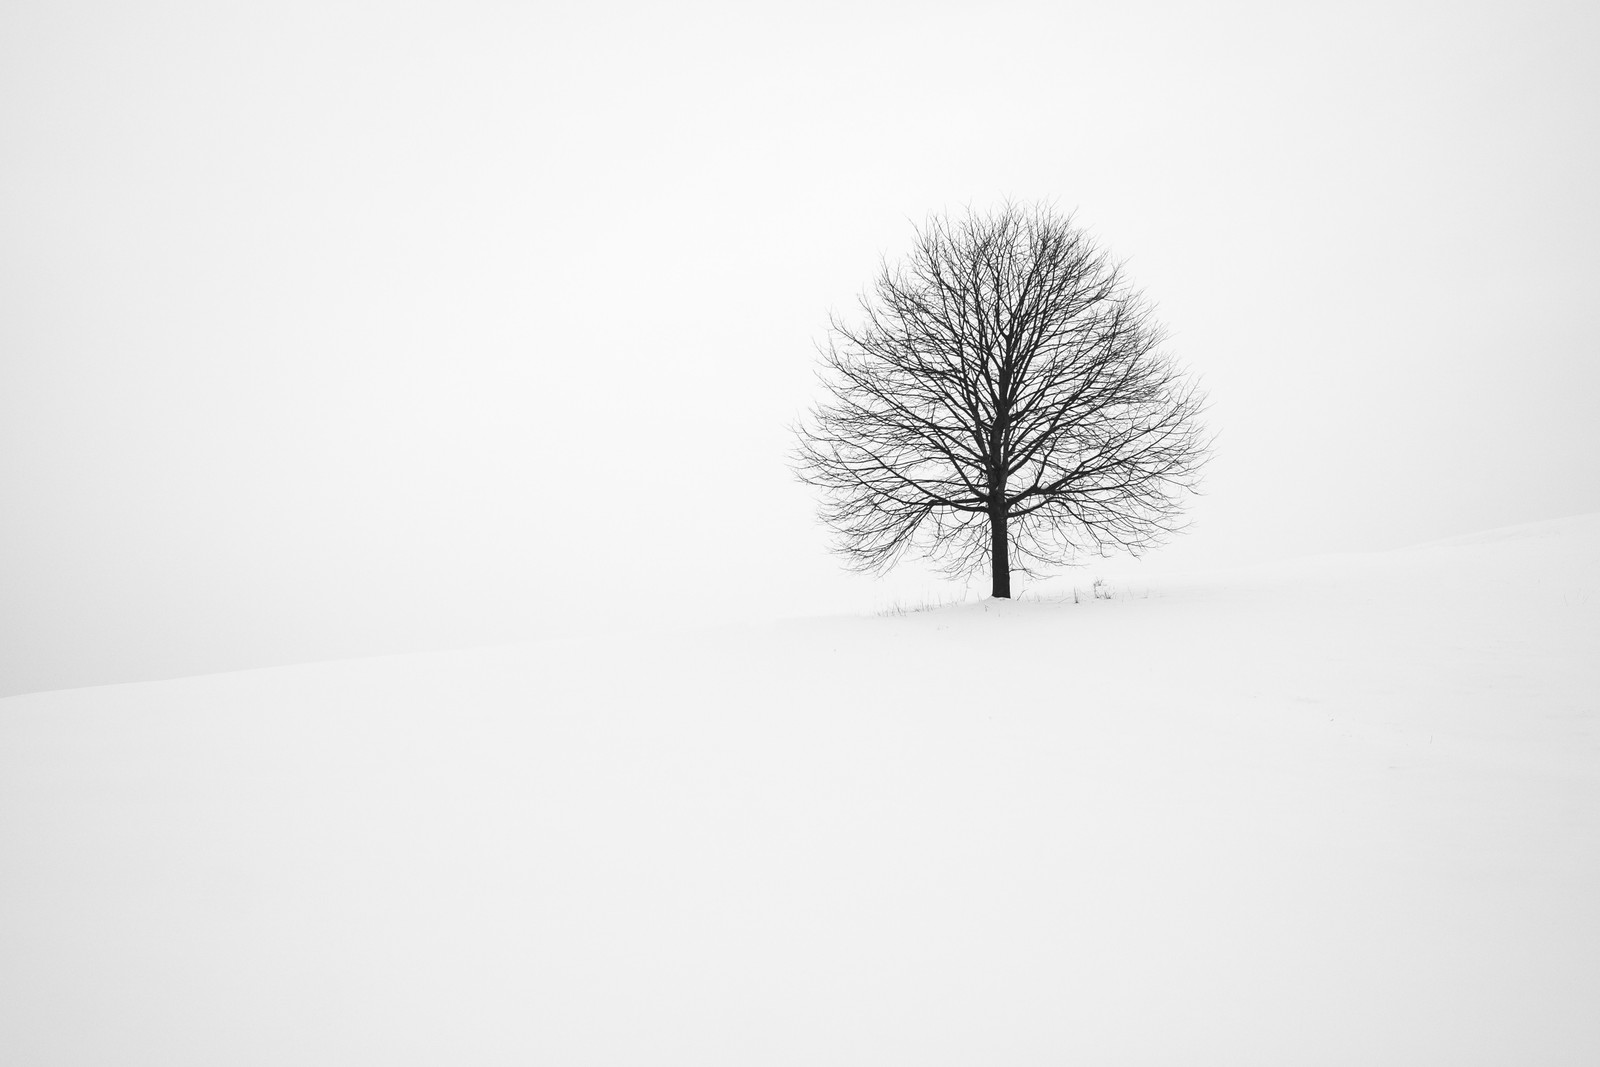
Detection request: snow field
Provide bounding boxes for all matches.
[2,515,1597,1065]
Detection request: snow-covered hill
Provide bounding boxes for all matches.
[3,515,1597,1065]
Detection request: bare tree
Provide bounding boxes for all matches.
[795,203,1211,598]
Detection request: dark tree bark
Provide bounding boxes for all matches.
[989,506,1011,599]
[794,203,1210,598]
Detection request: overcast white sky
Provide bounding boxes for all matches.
[4,0,1598,695]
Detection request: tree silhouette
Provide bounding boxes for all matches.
[795,204,1210,598]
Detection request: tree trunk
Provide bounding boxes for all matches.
[989,507,1011,598]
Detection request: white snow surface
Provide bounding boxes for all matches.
[3,515,1598,1065]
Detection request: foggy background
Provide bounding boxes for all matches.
[4,0,1597,697]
